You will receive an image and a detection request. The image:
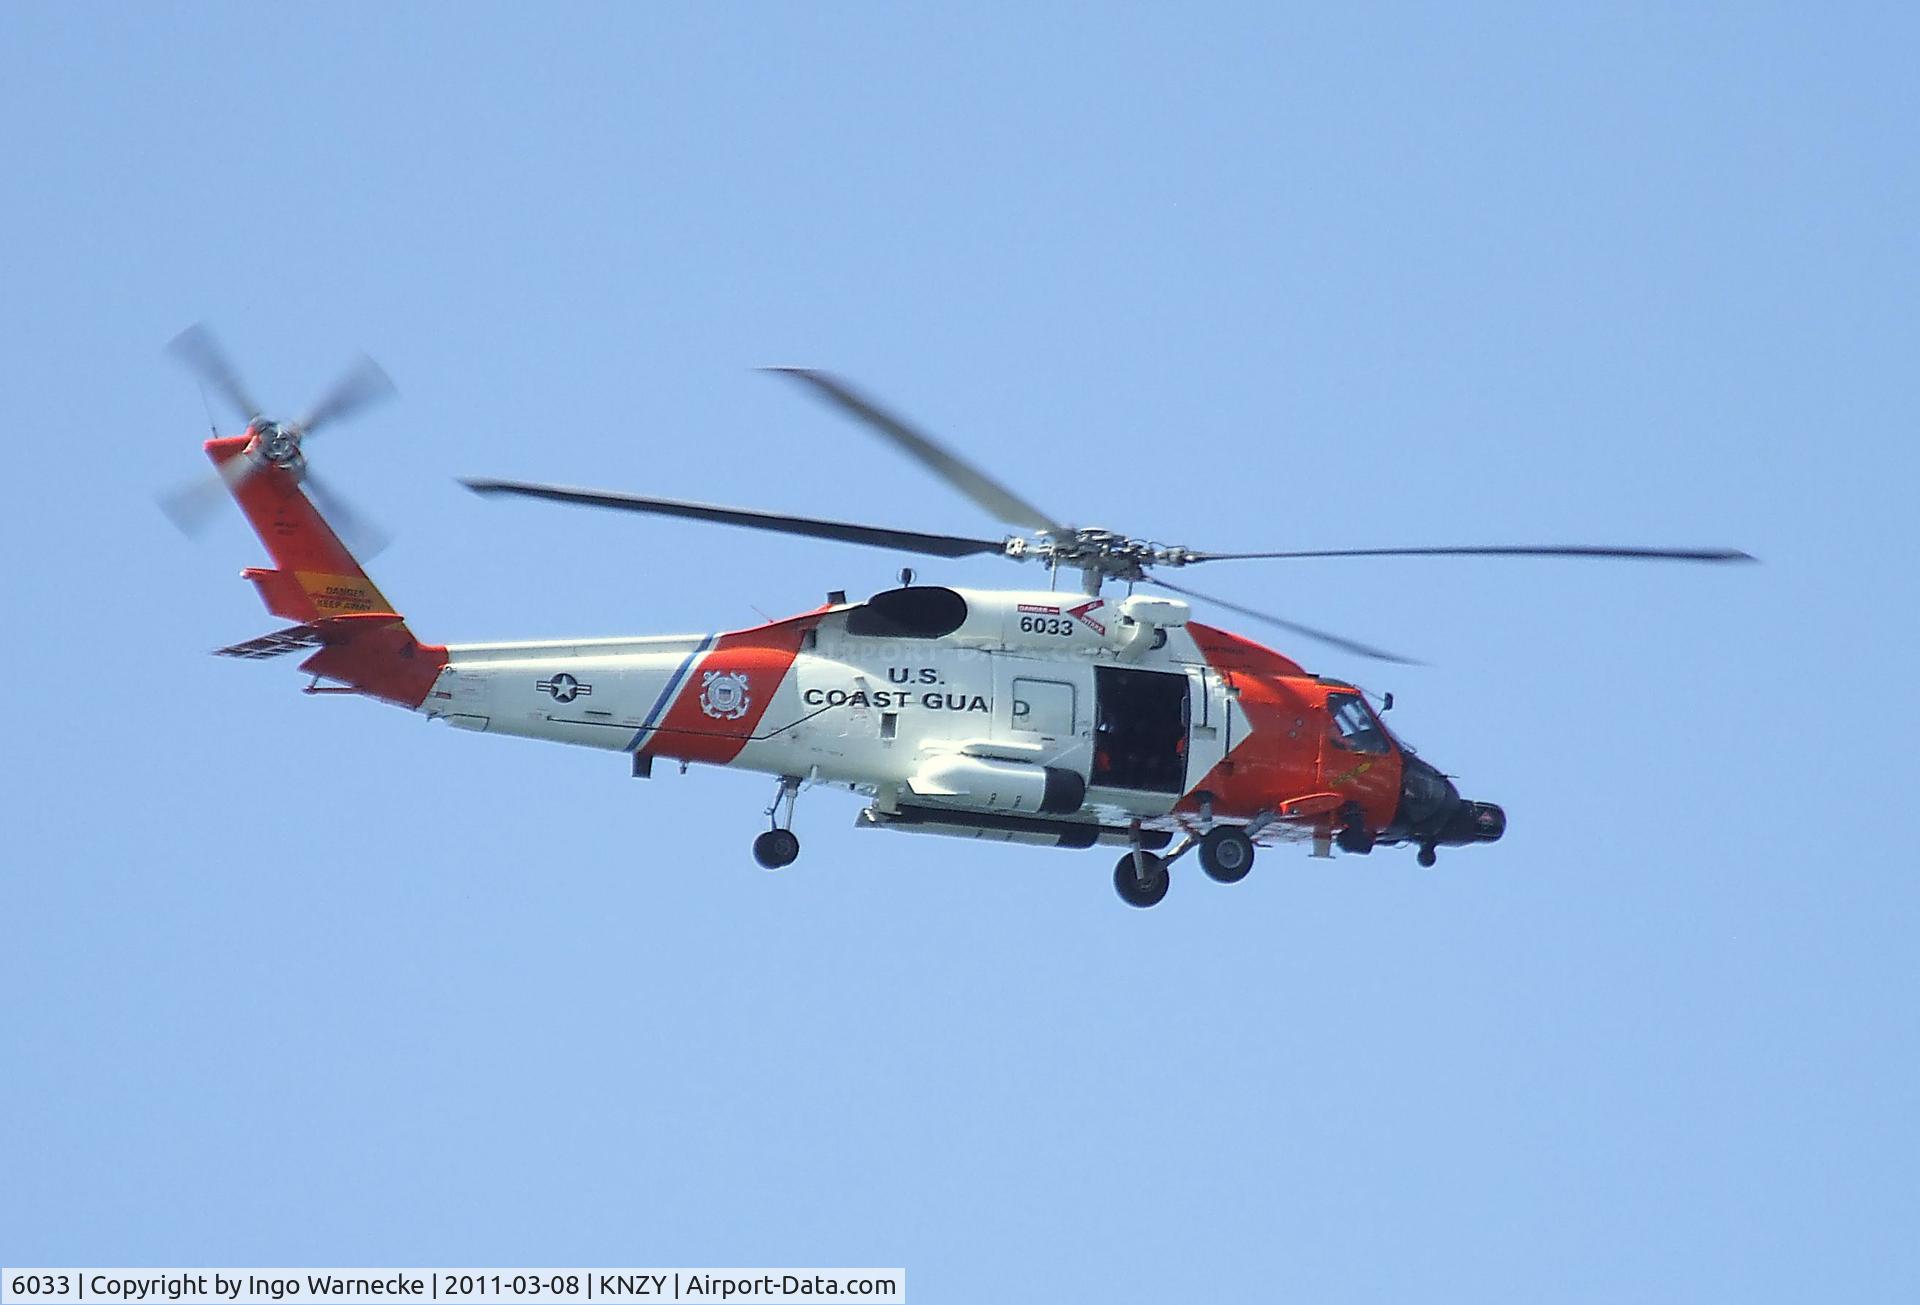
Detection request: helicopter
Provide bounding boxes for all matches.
[162,326,1753,906]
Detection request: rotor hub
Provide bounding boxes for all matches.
[253,420,304,468]
[1026,528,1198,586]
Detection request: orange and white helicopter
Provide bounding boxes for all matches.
[163,327,1752,906]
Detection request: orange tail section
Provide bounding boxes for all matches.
[210,435,447,708]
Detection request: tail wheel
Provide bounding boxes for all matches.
[1113,851,1170,908]
[1197,827,1255,884]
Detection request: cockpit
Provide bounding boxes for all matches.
[1326,691,1391,755]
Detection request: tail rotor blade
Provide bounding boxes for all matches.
[157,471,232,536]
[1145,573,1422,665]
[304,469,391,559]
[157,451,264,537]
[301,354,396,436]
[167,323,261,427]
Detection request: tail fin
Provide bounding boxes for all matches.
[211,435,394,623]
[210,435,446,707]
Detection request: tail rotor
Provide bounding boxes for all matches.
[158,322,397,556]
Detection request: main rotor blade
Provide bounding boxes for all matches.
[1188,544,1757,563]
[167,323,260,426]
[1144,574,1421,666]
[463,478,1011,560]
[301,354,396,435]
[764,368,1069,536]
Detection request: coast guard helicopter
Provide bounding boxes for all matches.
[161,326,1752,906]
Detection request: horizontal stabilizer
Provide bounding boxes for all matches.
[210,614,447,708]
[214,623,329,659]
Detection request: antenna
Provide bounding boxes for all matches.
[198,382,218,437]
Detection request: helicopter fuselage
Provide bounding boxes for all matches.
[418,584,1437,854]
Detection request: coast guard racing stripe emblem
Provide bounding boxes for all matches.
[700,670,751,720]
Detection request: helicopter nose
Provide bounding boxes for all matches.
[1437,800,1506,846]
[1390,754,1505,849]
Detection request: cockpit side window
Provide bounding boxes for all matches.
[1327,692,1390,755]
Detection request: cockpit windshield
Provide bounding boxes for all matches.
[1327,692,1391,755]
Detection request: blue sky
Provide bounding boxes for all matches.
[2,4,1915,1301]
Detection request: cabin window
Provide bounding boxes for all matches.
[1327,692,1390,755]
[1012,678,1076,737]
[845,586,969,638]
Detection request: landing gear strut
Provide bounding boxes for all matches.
[753,775,803,870]
[1113,819,1171,907]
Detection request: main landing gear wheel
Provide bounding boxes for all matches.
[1113,851,1170,908]
[753,828,800,870]
[1417,843,1438,868]
[1197,827,1255,884]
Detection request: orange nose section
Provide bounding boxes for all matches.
[1317,745,1402,833]
[1317,691,1403,834]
